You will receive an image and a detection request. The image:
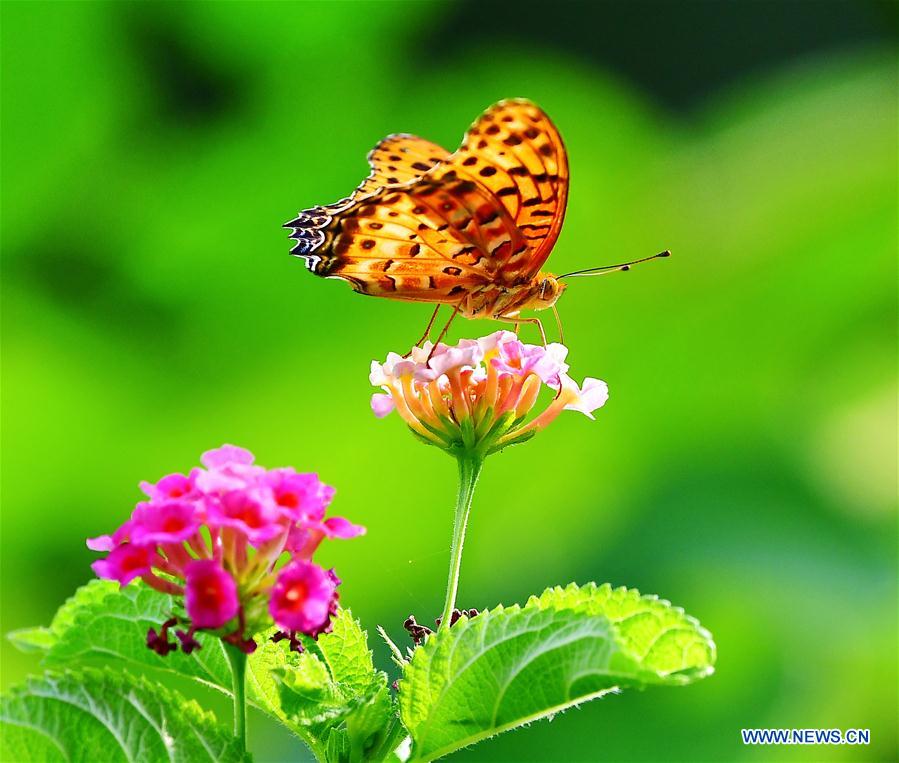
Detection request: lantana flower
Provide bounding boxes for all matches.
[87,445,364,655]
[369,330,608,457]
[370,331,608,633]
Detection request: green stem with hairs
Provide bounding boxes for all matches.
[224,643,248,753]
[440,454,483,629]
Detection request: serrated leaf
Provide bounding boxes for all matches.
[399,582,715,761]
[280,670,396,762]
[47,579,120,638]
[7,580,120,656]
[40,579,236,693]
[345,682,401,762]
[529,582,716,682]
[22,580,395,757]
[316,608,377,696]
[0,668,248,762]
[21,580,317,733]
[7,627,54,654]
[277,611,399,761]
[278,652,347,727]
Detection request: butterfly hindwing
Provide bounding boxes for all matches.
[357,134,450,196]
[287,176,526,302]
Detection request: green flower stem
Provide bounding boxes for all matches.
[224,643,248,753]
[440,454,483,629]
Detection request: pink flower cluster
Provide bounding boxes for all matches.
[370,331,608,456]
[88,445,364,654]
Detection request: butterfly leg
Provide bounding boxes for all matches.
[498,316,548,346]
[551,304,564,345]
[427,305,461,360]
[405,305,442,356]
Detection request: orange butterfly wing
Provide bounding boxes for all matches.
[356,134,449,196]
[444,99,569,284]
[287,174,528,302]
[285,100,567,301]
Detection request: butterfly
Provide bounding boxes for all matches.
[285,98,668,345]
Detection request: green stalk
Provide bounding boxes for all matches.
[224,643,248,753]
[440,454,483,629]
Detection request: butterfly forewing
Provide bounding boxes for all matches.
[445,99,568,283]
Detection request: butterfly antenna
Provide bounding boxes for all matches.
[558,250,671,279]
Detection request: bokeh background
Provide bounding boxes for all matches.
[2,1,896,761]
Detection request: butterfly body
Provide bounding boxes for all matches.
[286,99,570,338]
[458,274,566,320]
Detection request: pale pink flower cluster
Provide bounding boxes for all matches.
[370,331,608,455]
[87,445,364,654]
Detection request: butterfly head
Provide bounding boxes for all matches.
[528,273,566,310]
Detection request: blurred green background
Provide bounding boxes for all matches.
[2,1,896,761]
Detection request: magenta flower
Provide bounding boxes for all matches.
[90,544,160,587]
[369,331,608,456]
[139,471,199,502]
[265,468,336,522]
[184,560,239,629]
[322,516,366,539]
[87,445,363,654]
[195,445,264,493]
[207,490,284,546]
[202,445,255,468]
[86,520,133,552]
[129,500,202,545]
[269,560,339,636]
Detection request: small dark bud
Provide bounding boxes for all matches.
[435,608,469,629]
[146,628,176,656]
[225,631,258,654]
[620,265,630,271]
[175,629,201,654]
[146,617,179,656]
[271,629,305,652]
[403,615,433,646]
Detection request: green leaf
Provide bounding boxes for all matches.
[39,580,236,694]
[529,582,716,683]
[277,611,399,761]
[18,580,321,733]
[0,668,248,762]
[399,582,715,761]
[344,683,402,762]
[316,607,378,696]
[7,627,54,654]
[7,580,120,655]
[278,651,348,728]
[20,580,396,758]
